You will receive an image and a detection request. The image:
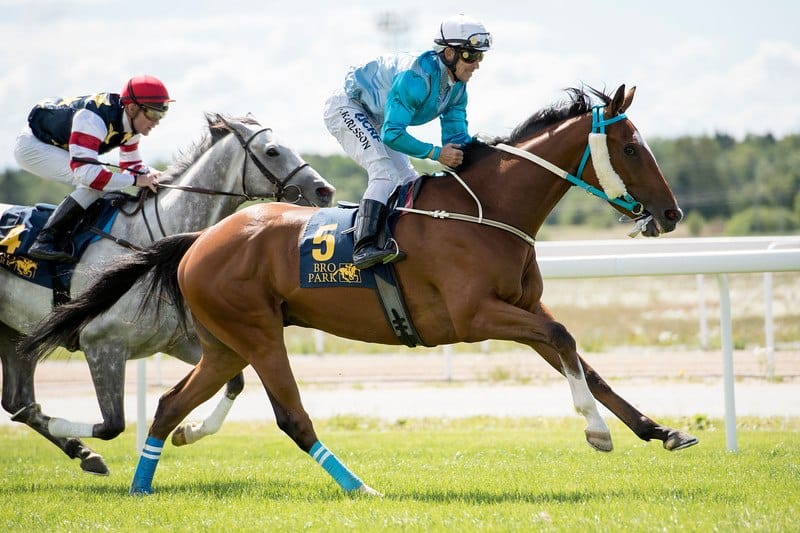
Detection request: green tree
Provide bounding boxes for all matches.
[0,168,72,205]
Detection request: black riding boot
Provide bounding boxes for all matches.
[28,196,85,263]
[352,199,400,269]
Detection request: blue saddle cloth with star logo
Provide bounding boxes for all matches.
[0,198,122,301]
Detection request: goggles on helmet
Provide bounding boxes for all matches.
[465,32,492,50]
[123,76,171,121]
[437,31,492,51]
[138,103,168,121]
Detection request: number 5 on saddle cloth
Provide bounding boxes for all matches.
[298,182,425,347]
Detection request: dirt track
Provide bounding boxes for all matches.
[3,349,797,424]
[28,348,800,397]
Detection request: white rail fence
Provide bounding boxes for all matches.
[137,236,800,452]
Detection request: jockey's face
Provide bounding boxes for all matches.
[445,47,482,83]
[126,103,162,136]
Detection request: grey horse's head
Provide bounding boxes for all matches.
[207,113,335,207]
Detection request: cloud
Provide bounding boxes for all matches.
[2,2,799,171]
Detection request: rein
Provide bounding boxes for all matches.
[78,124,312,246]
[493,106,643,215]
[398,105,649,246]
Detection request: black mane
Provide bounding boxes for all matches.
[461,86,612,169]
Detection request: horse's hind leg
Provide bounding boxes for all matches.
[0,324,108,474]
[187,297,379,495]
[532,342,698,451]
[172,372,245,446]
[130,339,246,495]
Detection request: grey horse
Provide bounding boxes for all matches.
[0,113,335,474]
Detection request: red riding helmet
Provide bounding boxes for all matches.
[120,75,174,111]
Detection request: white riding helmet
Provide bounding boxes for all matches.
[433,14,492,52]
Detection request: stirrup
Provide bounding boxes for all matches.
[28,243,76,263]
[380,239,406,264]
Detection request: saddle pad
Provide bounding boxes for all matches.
[0,200,119,289]
[299,207,378,288]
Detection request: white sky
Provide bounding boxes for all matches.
[1,0,798,170]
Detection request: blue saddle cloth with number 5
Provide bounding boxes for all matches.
[297,179,420,288]
[299,207,378,288]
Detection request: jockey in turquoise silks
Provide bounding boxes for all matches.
[323,14,492,269]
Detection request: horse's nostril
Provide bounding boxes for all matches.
[665,209,683,222]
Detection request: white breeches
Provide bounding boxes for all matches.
[323,90,417,203]
[14,128,102,208]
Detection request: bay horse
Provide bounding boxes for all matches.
[2,113,335,475]
[22,85,696,496]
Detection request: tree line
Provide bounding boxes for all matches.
[3,132,798,236]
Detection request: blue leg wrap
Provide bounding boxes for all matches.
[309,441,363,491]
[129,436,164,495]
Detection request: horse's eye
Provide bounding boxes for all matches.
[623,145,636,156]
[266,147,279,157]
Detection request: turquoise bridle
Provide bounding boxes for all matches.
[569,105,643,215]
[492,105,645,216]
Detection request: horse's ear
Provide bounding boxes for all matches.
[608,84,626,116]
[609,84,636,115]
[620,86,636,113]
[217,114,239,133]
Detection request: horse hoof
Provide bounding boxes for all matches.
[357,484,383,497]
[585,429,613,452]
[171,427,188,447]
[80,452,109,476]
[129,485,154,496]
[664,430,698,451]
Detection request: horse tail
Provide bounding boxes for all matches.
[18,232,201,362]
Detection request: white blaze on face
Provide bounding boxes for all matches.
[634,129,656,160]
[588,133,627,199]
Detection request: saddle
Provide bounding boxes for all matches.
[0,193,133,306]
[298,175,438,347]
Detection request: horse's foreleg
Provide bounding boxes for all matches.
[243,334,379,496]
[472,301,611,451]
[172,372,245,446]
[580,358,698,450]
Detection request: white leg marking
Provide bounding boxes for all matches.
[179,396,235,444]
